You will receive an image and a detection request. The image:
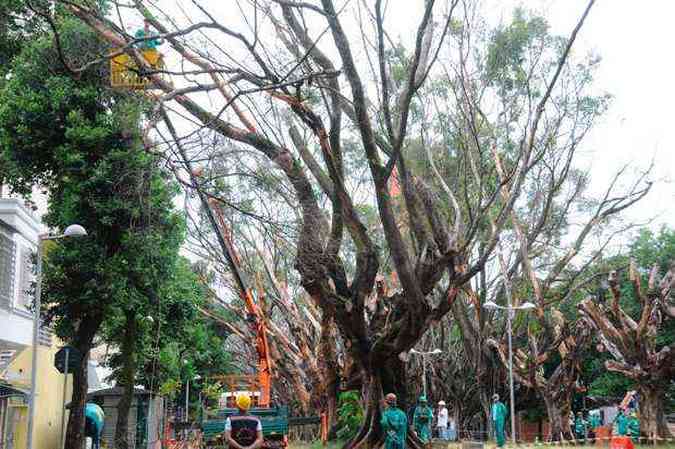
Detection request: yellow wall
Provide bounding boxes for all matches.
[5,341,72,449]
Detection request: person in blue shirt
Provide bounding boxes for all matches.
[85,403,105,449]
[613,408,628,436]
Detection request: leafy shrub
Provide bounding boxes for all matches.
[335,390,364,441]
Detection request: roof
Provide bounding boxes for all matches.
[0,383,28,397]
[65,386,156,408]
[88,386,154,397]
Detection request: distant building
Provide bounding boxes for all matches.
[0,198,71,449]
[77,387,164,449]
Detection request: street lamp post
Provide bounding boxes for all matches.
[409,348,443,398]
[182,359,200,425]
[483,300,535,445]
[27,224,87,449]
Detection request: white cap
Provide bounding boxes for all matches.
[438,400,446,406]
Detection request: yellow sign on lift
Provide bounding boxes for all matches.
[110,49,164,89]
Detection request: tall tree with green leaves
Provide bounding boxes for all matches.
[0,15,187,448]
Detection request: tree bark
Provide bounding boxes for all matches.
[638,384,672,440]
[344,357,426,449]
[65,317,102,449]
[541,392,572,442]
[114,311,137,449]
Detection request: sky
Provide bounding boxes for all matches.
[198,0,674,236]
[522,0,674,231]
[385,0,675,233]
[10,0,674,245]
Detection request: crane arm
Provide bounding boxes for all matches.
[208,199,273,407]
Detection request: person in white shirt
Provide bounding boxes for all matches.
[437,401,449,440]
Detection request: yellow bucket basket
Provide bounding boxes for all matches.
[110,49,164,89]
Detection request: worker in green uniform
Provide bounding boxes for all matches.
[491,394,508,447]
[588,410,601,443]
[413,396,433,444]
[381,393,408,449]
[134,29,161,49]
[613,408,628,436]
[627,411,640,443]
[574,412,588,441]
[588,410,602,430]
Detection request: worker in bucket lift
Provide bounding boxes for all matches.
[224,394,264,449]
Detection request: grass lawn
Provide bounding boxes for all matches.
[289,443,675,449]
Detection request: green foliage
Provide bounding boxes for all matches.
[486,8,550,94]
[0,13,233,406]
[0,0,47,77]
[159,379,182,397]
[335,390,364,441]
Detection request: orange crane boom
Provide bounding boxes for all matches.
[208,198,273,407]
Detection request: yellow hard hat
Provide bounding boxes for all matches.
[236,393,252,411]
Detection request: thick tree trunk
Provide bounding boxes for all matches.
[344,358,425,449]
[114,311,137,449]
[541,392,572,442]
[638,384,672,440]
[65,318,102,449]
[65,352,90,449]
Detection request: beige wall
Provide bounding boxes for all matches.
[4,341,72,449]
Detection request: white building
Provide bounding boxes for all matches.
[0,196,110,449]
[0,197,44,364]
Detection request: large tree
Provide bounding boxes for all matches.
[54,0,659,447]
[0,15,188,448]
[578,229,675,440]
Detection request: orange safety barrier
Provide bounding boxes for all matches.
[163,439,202,449]
[595,426,612,446]
[320,412,328,446]
[610,436,634,449]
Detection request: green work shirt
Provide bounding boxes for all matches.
[413,405,433,443]
[574,417,587,436]
[614,413,628,436]
[627,416,640,442]
[589,413,602,429]
[382,407,408,449]
[492,402,508,447]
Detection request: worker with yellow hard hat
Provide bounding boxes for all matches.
[224,394,263,449]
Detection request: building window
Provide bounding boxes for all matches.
[0,232,15,310]
[17,246,35,311]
